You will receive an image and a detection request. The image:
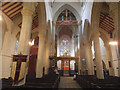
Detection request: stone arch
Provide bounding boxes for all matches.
[53,4,81,23]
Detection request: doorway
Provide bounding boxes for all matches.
[57,59,77,76]
[63,60,69,76]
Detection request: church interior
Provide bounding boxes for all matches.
[0,1,120,89]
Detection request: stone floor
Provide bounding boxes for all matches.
[58,76,82,89]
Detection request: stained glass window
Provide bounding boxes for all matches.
[60,39,71,56]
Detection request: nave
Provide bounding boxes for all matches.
[1,1,120,89]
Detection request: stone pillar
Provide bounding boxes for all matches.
[93,33,104,79]
[52,22,56,56]
[43,40,50,75]
[43,23,51,75]
[105,44,115,76]
[85,43,94,75]
[109,2,120,76]
[89,44,94,75]
[36,26,46,78]
[78,21,82,75]
[36,2,47,78]
[17,2,37,55]
[15,2,37,85]
[0,11,2,79]
[57,34,60,56]
[118,2,120,76]
[71,36,75,57]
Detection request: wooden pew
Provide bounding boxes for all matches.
[25,72,60,88]
[76,75,120,88]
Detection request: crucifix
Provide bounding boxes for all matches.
[61,9,71,21]
[12,54,27,84]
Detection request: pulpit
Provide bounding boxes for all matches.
[11,54,28,85]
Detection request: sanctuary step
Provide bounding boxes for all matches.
[76,75,120,88]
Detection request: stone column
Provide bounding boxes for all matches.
[71,36,75,57]
[52,21,56,56]
[36,2,47,78]
[89,44,94,75]
[93,33,104,79]
[0,11,2,79]
[78,21,82,75]
[43,40,50,75]
[43,23,51,75]
[118,2,120,76]
[109,2,120,76]
[105,44,115,76]
[16,2,37,85]
[85,43,94,75]
[36,26,46,78]
[57,34,60,56]
[17,2,37,55]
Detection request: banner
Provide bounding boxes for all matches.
[10,54,27,85]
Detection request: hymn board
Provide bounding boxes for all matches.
[11,54,27,85]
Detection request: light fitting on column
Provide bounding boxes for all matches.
[109,41,118,45]
[29,39,34,46]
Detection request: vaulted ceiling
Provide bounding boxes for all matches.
[2,2,38,30]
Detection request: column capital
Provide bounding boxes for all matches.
[21,2,38,16]
[21,9,34,16]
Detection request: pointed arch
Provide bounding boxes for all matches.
[53,4,81,23]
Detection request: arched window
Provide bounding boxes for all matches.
[14,40,19,55]
[60,39,71,56]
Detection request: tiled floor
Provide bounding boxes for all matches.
[58,76,81,88]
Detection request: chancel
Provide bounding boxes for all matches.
[0,1,120,89]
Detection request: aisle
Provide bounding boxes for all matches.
[58,76,81,88]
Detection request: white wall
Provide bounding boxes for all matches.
[1,13,20,78]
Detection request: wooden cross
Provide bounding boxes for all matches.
[13,54,27,83]
[62,9,71,21]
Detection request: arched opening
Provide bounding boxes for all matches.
[55,5,79,76]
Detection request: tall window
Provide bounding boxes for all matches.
[14,40,19,55]
[60,39,71,56]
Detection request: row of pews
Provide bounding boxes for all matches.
[24,72,60,88]
[1,77,13,89]
[1,70,60,89]
[76,75,120,88]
